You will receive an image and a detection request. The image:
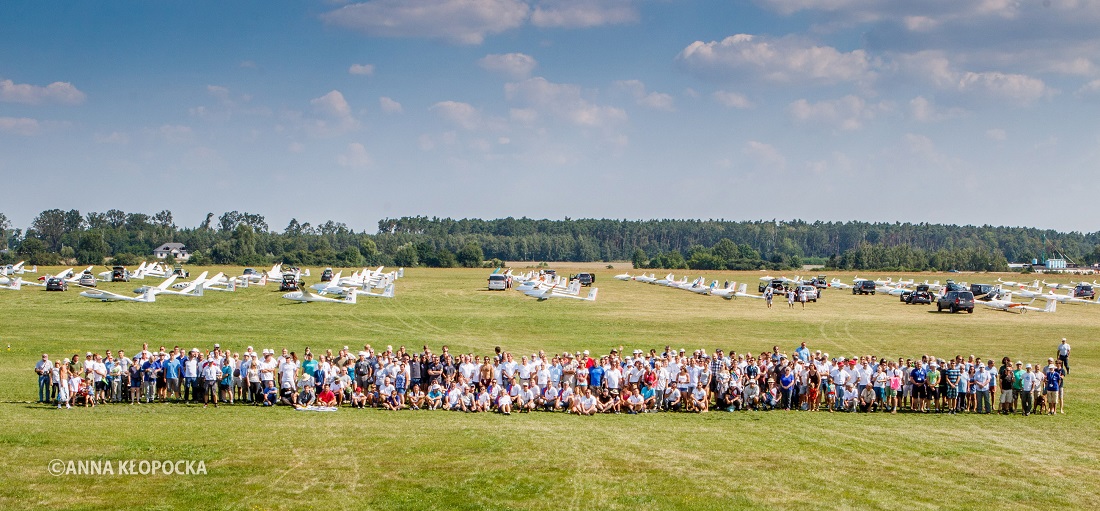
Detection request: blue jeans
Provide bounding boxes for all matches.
[39,374,51,402]
[183,377,198,401]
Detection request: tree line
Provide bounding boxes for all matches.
[1,211,1098,272]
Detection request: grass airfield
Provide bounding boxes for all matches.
[2,265,1098,510]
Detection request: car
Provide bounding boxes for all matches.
[320,268,334,282]
[77,272,97,287]
[944,281,967,293]
[759,279,786,293]
[937,290,975,313]
[905,290,933,305]
[853,280,876,295]
[1073,284,1094,299]
[279,274,300,292]
[243,268,257,276]
[572,272,596,286]
[812,276,828,293]
[172,264,189,278]
[487,274,509,291]
[797,285,818,302]
[110,266,130,282]
[45,277,68,291]
[970,283,995,298]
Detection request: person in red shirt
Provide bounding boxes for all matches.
[317,383,337,407]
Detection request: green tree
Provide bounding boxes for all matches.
[393,245,419,267]
[456,242,484,268]
[76,231,109,264]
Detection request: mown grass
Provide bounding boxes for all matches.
[1,266,1097,510]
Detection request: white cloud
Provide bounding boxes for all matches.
[349,63,375,76]
[743,140,786,170]
[509,107,538,124]
[788,95,891,130]
[337,142,372,168]
[712,90,753,109]
[431,101,482,130]
[321,0,529,45]
[678,34,874,85]
[615,80,674,111]
[479,53,538,79]
[0,78,86,105]
[956,71,1049,104]
[308,90,359,135]
[531,0,639,28]
[1077,79,1100,97]
[0,116,40,136]
[379,96,403,113]
[95,132,129,144]
[909,96,965,122]
[985,128,1006,141]
[505,77,627,127]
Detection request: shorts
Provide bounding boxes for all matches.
[1046,391,1059,403]
[912,385,926,399]
[1000,390,1013,403]
[167,378,180,393]
[885,388,897,397]
[95,381,107,392]
[204,380,218,392]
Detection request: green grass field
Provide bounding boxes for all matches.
[3,266,1097,510]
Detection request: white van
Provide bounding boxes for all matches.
[488,274,509,290]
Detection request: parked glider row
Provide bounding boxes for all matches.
[614,272,761,300]
[502,270,598,301]
[0,262,401,305]
[843,275,1094,313]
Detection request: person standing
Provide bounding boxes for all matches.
[1057,338,1071,374]
[35,354,52,403]
[1045,365,1063,415]
[1019,364,1035,416]
[202,355,220,408]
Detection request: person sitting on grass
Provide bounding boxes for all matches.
[841,383,858,412]
[626,384,645,414]
[858,384,876,413]
[497,386,513,415]
[459,385,475,412]
[574,387,597,415]
[426,382,444,410]
[407,385,425,410]
[558,382,574,412]
[518,382,537,413]
[690,382,709,413]
[447,383,463,411]
[294,384,316,409]
[316,383,337,407]
[664,385,681,411]
[475,384,491,412]
[258,380,276,406]
[351,387,367,409]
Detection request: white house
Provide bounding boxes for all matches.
[153,242,190,261]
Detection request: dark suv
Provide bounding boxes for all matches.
[1073,284,1094,299]
[572,272,595,286]
[937,290,975,313]
[853,280,876,295]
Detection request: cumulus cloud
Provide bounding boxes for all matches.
[788,95,891,130]
[896,52,1051,104]
[0,116,41,136]
[743,140,786,170]
[379,96,403,113]
[349,63,375,76]
[909,96,965,122]
[531,0,639,28]
[615,80,674,111]
[431,101,482,130]
[0,78,86,105]
[308,90,359,135]
[957,71,1049,104]
[321,0,529,45]
[505,77,627,127]
[677,34,874,85]
[337,142,372,168]
[712,90,753,109]
[479,53,538,79]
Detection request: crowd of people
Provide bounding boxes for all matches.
[33,339,1071,417]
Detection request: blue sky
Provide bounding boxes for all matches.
[3,0,1099,233]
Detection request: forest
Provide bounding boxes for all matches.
[2,211,1098,272]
